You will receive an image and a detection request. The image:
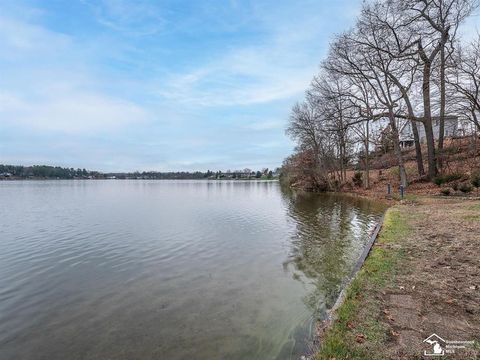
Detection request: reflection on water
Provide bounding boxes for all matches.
[278,189,386,357]
[284,190,385,315]
[0,181,385,359]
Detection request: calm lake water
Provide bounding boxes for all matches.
[0,180,385,360]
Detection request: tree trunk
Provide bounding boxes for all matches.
[424,120,437,179]
[472,109,480,132]
[339,146,344,182]
[342,138,347,182]
[437,46,446,170]
[389,110,407,187]
[411,121,425,176]
[391,74,424,177]
[422,62,438,179]
[364,120,370,189]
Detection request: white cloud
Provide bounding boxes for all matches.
[244,120,284,131]
[0,15,71,57]
[153,1,361,108]
[0,8,151,135]
[0,90,148,134]
[80,0,167,36]
[156,36,318,107]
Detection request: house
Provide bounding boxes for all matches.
[399,116,459,148]
[398,121,415,148]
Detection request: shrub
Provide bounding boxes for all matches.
[433,173,463,186]
[444,173,463,183]
[440,188,451,196]
[452,182,459,191]
[459,182,473,194]
[471,173,480,189]
[433,176,444,186]
[352,171,363,187]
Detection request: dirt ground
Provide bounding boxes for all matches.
[366,198,480,359]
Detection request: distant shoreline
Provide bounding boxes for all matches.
[0,165,279,181]
[0,177,280,181]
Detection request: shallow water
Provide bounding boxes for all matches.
[0,180,385,359]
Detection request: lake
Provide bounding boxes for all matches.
[0,180,385,359]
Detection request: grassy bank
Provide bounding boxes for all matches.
[315,197,480,359]
[316,208,409,360]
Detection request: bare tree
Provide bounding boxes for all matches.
[325,28,409,187]
[449,34,480,131]
[286,100,335,189]
[398,0,478,175]
[283,0,479,191]
[309,74,356,182]
[355,1,426,177]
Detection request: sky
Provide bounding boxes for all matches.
[0,0,367,171]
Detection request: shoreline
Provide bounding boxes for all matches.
[326,215,384,320]
[302,213,385,359]
[313,196,480,359]
[0,178,280,181]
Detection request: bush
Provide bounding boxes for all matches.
[445,173,463,183]
[459,182,473,194]
[440,188,451,196]
[452,182,459,191]
[433,176,444,186]
[471,173,480,189]
[433,173,463,186]
[352,171,363,187]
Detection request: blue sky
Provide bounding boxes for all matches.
[0,0,363,172]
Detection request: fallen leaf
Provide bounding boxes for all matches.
[469,285,476,290]
[390,329,400,337]
[382,309,395,321]
[346,321,355,330]
[355,333,366,343]
[445,298,455,304]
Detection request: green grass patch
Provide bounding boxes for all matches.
[391,192,418,202]
[469,203,480,211]
[388,166,417,178]
[465,203,480,221]
[315,208,410,360]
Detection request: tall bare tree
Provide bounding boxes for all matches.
[356,1,426,176]
[398,0,477,175]
[449,34,480,131]
[326,29,409,187]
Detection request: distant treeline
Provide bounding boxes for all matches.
[101,169,277,180]
[0,165,279,180]
[0,165,99,179]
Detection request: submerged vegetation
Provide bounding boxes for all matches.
[317,208,409,360]
[316,198,480,359]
